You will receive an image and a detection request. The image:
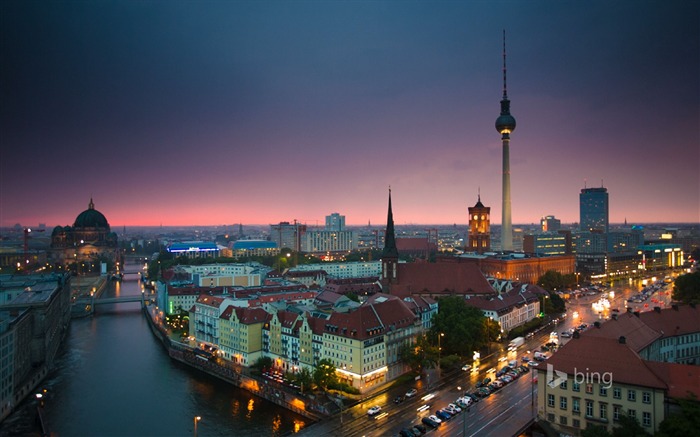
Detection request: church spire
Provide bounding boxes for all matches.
[89,197,95,210]
[382,187,398,258]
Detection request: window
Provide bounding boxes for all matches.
[628,389,636,402]
[560,396,567,410]
[643,411,651,427]
[548,394,555,408]
[572,398,580,414]
[600,403,608,420]
[573,382,581,392]
[560,380,567,390]
[548,413,555,422]
[628,409,636,419]
[643,391,651,404]
[613,387,621,399]
[613,405,621,421]
[560,416,568,426]
[586,400,594,418]
[599,386,608,397]
[573,418,580,428]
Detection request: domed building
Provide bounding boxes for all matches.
[50,198,119,270]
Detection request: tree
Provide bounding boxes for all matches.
[313,359,338,390]
[431,296,491,356]
[672,271,700,304]
[657,394,700,436]
[345,292,360,303]
[581,424,611,437]
[294,367,314,394]
[538,270,567,291]
[399,333,437,374]
[611,414,650,437]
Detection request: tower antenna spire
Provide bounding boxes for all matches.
[502,29,508,99]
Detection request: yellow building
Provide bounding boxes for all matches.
[538,307,700,435]
[219,306,268,366]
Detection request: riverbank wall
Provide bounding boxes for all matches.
[142,305,326,422]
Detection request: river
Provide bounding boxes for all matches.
[0,259,310,437]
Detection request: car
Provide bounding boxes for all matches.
[394,395,405,404]
[399,428,416,437]
[521,356,530,362]
[413,424,427,434]
[461,364,472,371]
[405,388,418,398]
[449,402,464,412]
[435,410,452,421]
[367,405,381,416]
[422,417,440,428]
[528,361,539,367]
[428,414,443,424]
[560,331,572,338]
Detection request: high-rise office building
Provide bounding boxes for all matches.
[270,221,306,252]
[540,215,561,232]
[579,187,609,233]
[495,31,516,251]
[325,213,345,231]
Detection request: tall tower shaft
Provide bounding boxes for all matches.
[495,30,516,251]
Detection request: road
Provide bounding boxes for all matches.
[298,274,678,436]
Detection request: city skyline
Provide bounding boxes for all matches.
[1,1,698,228]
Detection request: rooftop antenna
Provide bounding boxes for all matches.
[601,179,604,188]
[584,179,587,189]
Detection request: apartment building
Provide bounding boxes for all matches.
[538,305,700,435]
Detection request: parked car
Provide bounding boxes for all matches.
[399,428,416,437]
[413,424,427,434]
[422,417,440,428]
[428,414,443,424]
[367,405,381,416]
[435,410,452,421]
[405,388,418,398]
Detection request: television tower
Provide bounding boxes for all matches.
[495,30,516,251]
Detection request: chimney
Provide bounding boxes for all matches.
[619,336,626,344]
[654,306,661,313]
[672,304,679,311]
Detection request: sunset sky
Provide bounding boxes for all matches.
[1,1,698,228]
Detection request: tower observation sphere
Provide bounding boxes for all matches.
[495,101,516,135]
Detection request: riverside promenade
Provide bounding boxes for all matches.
[142,304,328,423]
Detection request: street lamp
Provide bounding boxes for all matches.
[193,416,201,437]
[437,332,444,381]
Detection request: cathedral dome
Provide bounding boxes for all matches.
[73,198,110,229]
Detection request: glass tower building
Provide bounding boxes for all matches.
[579,187,609,233]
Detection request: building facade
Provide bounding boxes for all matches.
[580,187,609,234]
[467,196,491,253]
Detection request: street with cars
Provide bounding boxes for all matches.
[299,275,678,436]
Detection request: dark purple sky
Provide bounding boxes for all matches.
[1,1,698,227]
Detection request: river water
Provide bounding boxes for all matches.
[0,260,310,437]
